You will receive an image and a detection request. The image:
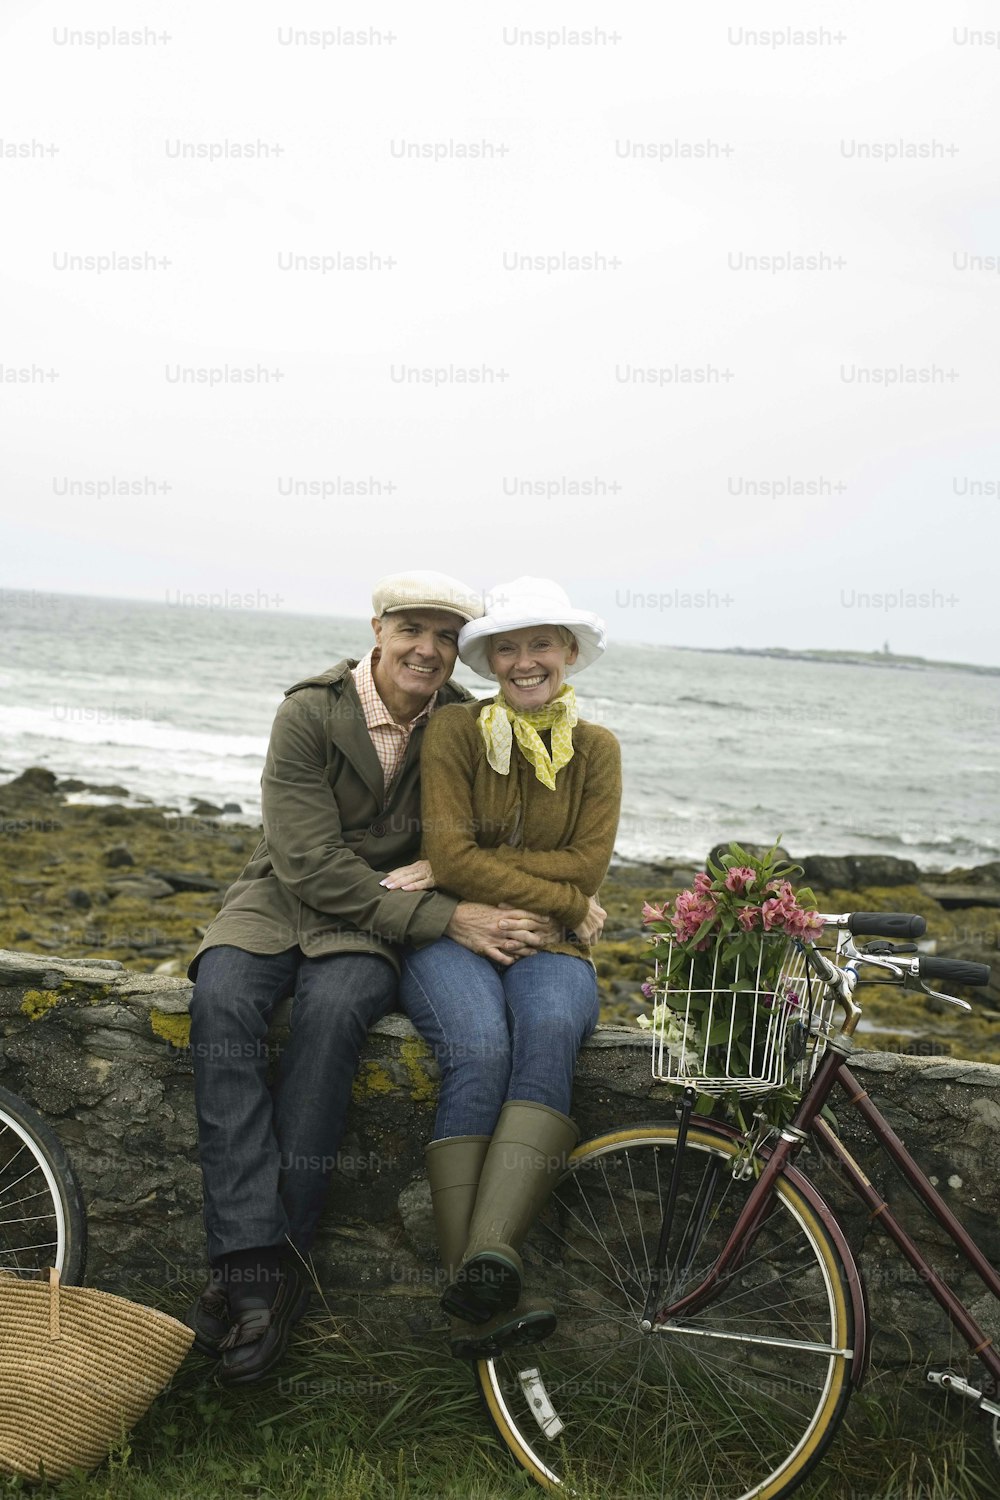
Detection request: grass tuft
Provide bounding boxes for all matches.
[0,1297,996,1499]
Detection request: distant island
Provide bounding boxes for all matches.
[675,645,1000,677]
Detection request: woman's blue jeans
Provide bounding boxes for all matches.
[399,938,599,1139]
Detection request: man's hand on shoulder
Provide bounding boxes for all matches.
[446,902,561,966]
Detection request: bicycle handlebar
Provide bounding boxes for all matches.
[845,912,927,939]
[914,955,991,989]
[808,915,992,1027]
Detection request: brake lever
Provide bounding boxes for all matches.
[917,982,972,1012]
[861,941,918,956]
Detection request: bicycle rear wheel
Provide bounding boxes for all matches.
[0,1084,87,1283]
[476,1122,856,1500]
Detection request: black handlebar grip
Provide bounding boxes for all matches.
[918,956,992,988]
[848,912,927,939]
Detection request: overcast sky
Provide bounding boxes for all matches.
[2,1,999,664]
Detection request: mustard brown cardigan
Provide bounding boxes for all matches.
[419,698,622,957]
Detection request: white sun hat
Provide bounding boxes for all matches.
[458,576,607,680]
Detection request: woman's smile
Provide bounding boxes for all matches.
[490,627,578,710]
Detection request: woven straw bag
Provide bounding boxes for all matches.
[0,1269,194,1482]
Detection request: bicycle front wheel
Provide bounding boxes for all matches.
[477,1122,856,1500]
[0,1084,87,1283]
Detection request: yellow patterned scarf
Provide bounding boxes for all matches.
[477,684,578,789]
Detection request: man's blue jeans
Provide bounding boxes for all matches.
[399,938,599,1139]
[189,944,395,1263]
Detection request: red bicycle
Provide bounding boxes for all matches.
[475,909,995,1498]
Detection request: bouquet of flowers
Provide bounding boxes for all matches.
[640,841,827,1099]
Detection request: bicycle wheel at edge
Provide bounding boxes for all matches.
[476,1122,856,1500]
[0,1083,87,1284]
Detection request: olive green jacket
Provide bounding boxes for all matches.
[189,660,468,976]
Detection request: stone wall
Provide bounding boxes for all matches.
[1,947,998,1396]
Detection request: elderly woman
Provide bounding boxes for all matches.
[395,576,622,1357]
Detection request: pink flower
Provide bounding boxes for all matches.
[760,897,785,932]
[678,890,716,915]
[724,866,756,895]
[693,871,714,894]
[671,911,700,942]
[670,889,719,944]
[736,905,759,931]
[796,909,826,940]
[757,895,825,940]
[642,900,669,925]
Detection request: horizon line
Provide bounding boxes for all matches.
[3,584,996,673]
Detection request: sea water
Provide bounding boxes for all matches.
[1,591,997,871]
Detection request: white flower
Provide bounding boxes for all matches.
[654,1005,704,1072]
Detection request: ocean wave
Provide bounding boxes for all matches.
[611,822,1000,873]
[895,831,999,858]
[844,825,999,859]
[4,592,998,877]
[0,705,267,760]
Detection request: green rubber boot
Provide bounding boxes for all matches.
[425,1134,491,1290]
[442,1101,578,1326]
[426,1133,558,1359]
[447,1296,557,1361]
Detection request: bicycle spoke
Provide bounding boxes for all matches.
[0,1089,86,1283]
[480,1127,855,1499]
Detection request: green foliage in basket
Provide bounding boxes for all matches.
[640,841,825,1098]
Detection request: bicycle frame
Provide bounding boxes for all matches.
[655,1039,1000,1395]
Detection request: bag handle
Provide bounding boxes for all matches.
[48,1266,62,1340]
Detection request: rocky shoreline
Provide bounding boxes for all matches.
[1,766,997,1060]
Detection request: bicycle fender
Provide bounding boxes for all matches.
[776,1155,871,1387]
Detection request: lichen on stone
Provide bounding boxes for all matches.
[56,980,113,1006]
[149,1009,192,1049]
[352,1060,395,1099]
[21,988,61,1020]
[399,1036,437,1103]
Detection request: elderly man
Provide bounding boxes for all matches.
[184,570,555,1384]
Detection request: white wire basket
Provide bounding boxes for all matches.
[650,935,838,1097]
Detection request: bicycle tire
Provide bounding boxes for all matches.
[476,1122,856,1500]
[0,1083,87,1284]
